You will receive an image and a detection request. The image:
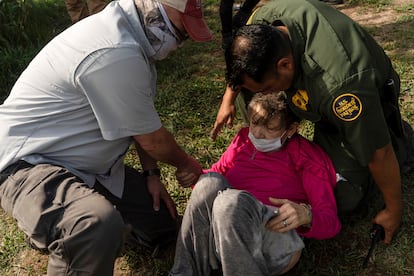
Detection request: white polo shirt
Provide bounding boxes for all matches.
[0,0,161,197]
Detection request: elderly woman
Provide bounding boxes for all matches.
[170,91,341,276]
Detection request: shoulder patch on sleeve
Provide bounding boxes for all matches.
[246,9,260,25]
[332,93,362,121]
[292,90,309,111]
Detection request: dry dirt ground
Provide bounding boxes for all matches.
[338,0,414,122]
[8,0,414,275]
[340,0,412,25]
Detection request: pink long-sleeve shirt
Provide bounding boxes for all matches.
[206,127,341,240]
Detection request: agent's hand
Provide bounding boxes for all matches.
[146,176,177,219]
[372,207,401,244]
[210,102,236,141]
[211,86,241,141]
[265,198,312,232]
[175,156,202,188]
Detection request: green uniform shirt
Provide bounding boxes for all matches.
[250,0,399,166]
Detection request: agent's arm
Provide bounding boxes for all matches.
[211,85,239,140]
[369,142,402,244]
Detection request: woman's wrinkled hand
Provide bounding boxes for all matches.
[265,197,312,232]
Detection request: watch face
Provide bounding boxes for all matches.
[143,168,161,177]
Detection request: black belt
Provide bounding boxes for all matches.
[0,160,33,185]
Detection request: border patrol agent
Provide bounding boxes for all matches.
[211,0,409,244]
[0,0,211,274]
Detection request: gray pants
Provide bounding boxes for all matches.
[0,161,177,275]
[170,172,304,276]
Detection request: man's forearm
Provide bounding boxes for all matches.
[134,127,192,169]
[368,143,402,212]
[135,142,158,170]
[224,84,239,104]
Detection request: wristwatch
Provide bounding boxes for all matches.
[143,168,161,177]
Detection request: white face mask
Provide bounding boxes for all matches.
[248,131,287,152]
[135,0,183,61]
[147,26,178,60]
[148,2,182,60]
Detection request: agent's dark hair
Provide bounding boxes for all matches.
[227,24,291,90]
[248,91,299,129]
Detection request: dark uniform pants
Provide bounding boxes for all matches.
[313,127,374,213]
[0,161,177,275]
[313,122,409,214]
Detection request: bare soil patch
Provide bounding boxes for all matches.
[338,0,412,25]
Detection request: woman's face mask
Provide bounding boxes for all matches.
[248,131,287,152]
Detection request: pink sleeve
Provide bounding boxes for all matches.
[204,129,246,175]
[295,138,342,239]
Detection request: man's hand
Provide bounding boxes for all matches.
[176,171,198,187]
[372,207,401,244]
[210,102,236,141]
[175,156,202,187]
[146,175,177,219]
[211,86,240,141]
[368,143,402,244]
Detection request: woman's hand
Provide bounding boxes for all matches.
[265,197,312,232]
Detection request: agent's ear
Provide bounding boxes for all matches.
[276,56,294,72]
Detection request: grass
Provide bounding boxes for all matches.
[0,0,70,102]
[0,0,413,275]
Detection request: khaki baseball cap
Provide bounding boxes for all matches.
[160,0,213,42]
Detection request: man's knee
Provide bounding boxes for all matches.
[82,199,125,241]
[335,180,363,212]
[46,197,125,275]
[333,168,374,214]
[63,195,126,253]
[334,180,364,213]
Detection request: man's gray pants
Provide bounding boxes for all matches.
[170,172,304,276]
[0,161,177,275]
